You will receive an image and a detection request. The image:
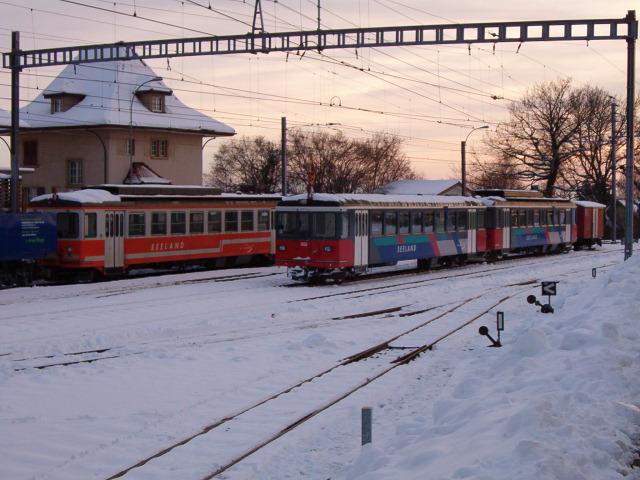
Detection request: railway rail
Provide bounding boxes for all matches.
[101,259,618,479]
[4,252,620,372]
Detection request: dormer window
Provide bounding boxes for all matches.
[43,92,86,114]
[53,98,64,113]
[136,88,172,114]
[151,95,164,113]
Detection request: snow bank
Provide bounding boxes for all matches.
[339,256,640,480]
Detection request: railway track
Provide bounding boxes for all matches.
[5,256,619,372]
[287,248,622,303]
[103,285,527,480]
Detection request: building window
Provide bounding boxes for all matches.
[151,139,168,158]
[126,138,135,156]
[67,159,83,186]
[151,95,165,113]
[23,140,38,166]
[52,97,64,113]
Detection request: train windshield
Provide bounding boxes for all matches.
[57,212,79,239]
[277,212,347,239]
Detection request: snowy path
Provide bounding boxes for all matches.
[0,246,631,480]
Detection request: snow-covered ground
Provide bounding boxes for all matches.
[0,245,638,480]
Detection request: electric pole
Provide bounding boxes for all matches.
[610,99,617,243]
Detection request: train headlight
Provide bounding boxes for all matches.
[277,244,286,251]
[66,246,72,256]
[323,245,333,252]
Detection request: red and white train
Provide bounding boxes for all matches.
[29,185,280,279]
[275,189,606,281]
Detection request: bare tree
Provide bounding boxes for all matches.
[467,154,524,191]
[485,78,581,196]
[561,86,626,205]
[205,136,280,193]
[357,134,418,190]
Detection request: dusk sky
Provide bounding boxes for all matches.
[0,0,637,179]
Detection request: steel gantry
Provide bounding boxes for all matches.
[3,11,637,256]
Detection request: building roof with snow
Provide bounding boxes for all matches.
[19,56,235,136]
[0,108,29,129]
[376,179,462,196]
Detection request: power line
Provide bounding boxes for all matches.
[57,0,216,35]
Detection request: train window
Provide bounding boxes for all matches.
[225,211,239,232]
[190,211,204,234]
[241,211,254,232]
[546,209,554,225]
[553,209,560,225]
[151,212,167,235]
[567,209,574,225]
[312,212,336,238]
[559,209,566,225]
[207,211,222,233]
[371,211,383,236]
[469,211,477,230]
[384,211,397,235]
[84,213,97,238]
[518,209,527,227]
[57,212,79,239]
[128,213,146,236]
[339,213,349,239]
[445,210,456,231]
[170,212,186,235]
[477,210,485,229]
[398,211,410,234]
[533,209,540,226]
[258,210,270,231]
[411,211,422,233]
[423,211,434,233]
[277,212,309,238]
[511,210,519,228]
[457,211,467,230]
[434,211,444,233]
[526,209,534,227]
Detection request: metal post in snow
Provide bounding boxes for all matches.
[10,31,20,213]
[624,10,636,260]
[611,99,617,243]
[281,117,287,196]
[361,407,372,446]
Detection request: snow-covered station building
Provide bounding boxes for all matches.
[16,56,235,201]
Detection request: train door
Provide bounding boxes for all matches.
[467,209,477,254]
[354,210,369,267]
[502,209,511,250]
[104,211,125,270]
[591,208,598,239]
[566,209,573,240]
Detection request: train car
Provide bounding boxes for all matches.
[0,211,57,286]
[276,193,486,281]
[574,200,606,249]
[29,185,280,279]
[475,189,577,257]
